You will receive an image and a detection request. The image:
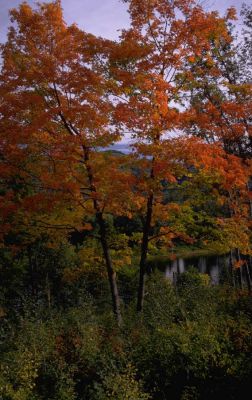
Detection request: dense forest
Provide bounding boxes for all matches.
[0,0,251,399]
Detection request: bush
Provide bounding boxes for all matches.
[91,364,151,400]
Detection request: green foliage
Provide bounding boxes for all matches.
[126,274,252,399]
[0,303,101,400]
[177,267,210,289]
[91,364,151,400]
[1,267,252,399]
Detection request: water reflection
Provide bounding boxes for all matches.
[164,255,229,285]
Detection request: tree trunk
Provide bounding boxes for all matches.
[45,272,51,310]
[54,90,122,324]
[83,146,122,325]
[96,211,122,325]
[229,250,236,288]
[137,151,157,313]
[137,192,154,312]
[244,261,252,293]
[237,249,243,289]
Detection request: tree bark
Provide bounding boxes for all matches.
[244,261,252,293]
[137,154,156,312]
[83,146,122,325]
[96,211,122,325]
[137,191,154,312]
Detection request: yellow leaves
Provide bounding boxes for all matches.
[166,203,181,213]
[2,347,41,398]
[111,248,132,270]
[130,232,143,244]
[215,218,252,255]
[62,246,104,283]
[63,266,87,283]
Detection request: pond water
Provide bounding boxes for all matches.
[164,255,230,285]
[164,254,252,290]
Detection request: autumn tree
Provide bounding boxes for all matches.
[110,0,237,311]
[180,3,252,283]
[180,6,251,157]
[0,1,136,324]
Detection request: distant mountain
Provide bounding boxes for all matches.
[101,143,132,154]
[109,143,131,154]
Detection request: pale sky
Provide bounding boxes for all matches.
[0,0,246,43]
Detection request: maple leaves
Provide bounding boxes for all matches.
[111,0,252,310]
[0,0,129,324]
[0,0,251,318]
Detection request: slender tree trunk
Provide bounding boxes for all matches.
[28,250,36,296]
[248,191,252,219]
[249,255,252,279]
[45,272,51,309]
[83,146,122,325]
[137,191,154,312]
[230,250,236,288]
[237,249,243,290]
[54,87,122,323]
[137,153,156,312]
[244,261,252,293]
[96,211,122,325]
[246,183,252,293]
